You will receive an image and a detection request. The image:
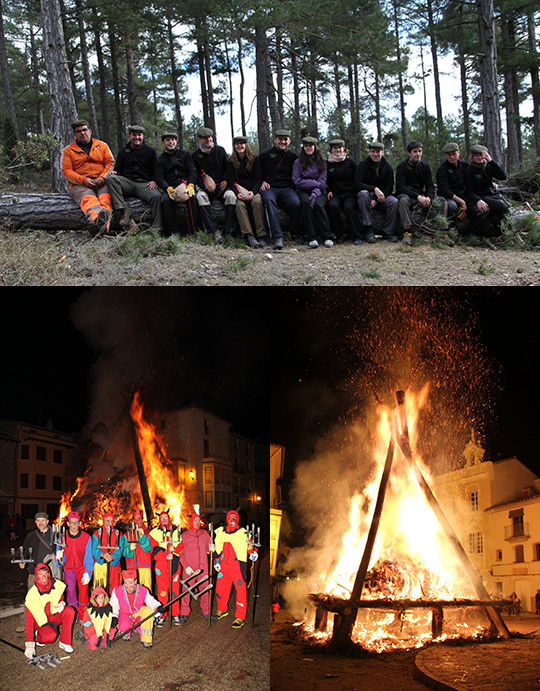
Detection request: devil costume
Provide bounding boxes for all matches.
[81,586,116,649]
[149,513,183,621]
[179,514,211,618]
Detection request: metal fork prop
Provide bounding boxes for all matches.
[10,546,34,565]
[111,570,212,644]
[0,637,62,668]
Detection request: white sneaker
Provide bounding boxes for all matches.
[323,239,334,247]
[59,642,73,653]
[308,240,319,249]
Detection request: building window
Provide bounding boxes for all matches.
[514,545,524,563]
[205,491,212,508]
[470,491,478,512]
[203,439,210,457]
[53,449,62,464]
[35,474,46,489]
[496,550,503,561]
[534,544,540,561]
[20,473,29,489]
[204,419,209,435]
[204,467,212,484]
[36,446,46,461]
[21,444,29,459]
[476,532,483,554]
[512,514,524,538]
[53,476,62,491]
[495,582,503,595]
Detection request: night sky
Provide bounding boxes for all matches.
[1,288,539,487]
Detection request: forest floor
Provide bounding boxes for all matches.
[1,227,540,286]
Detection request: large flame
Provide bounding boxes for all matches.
[305,387,485,650]
[58,392,188,528]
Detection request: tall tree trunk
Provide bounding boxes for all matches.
[275,30,284,127]
[58,0,78,101]
[333,59,344,138]
[237,37,246,136]
[166,14,183,147]
[0,0,19,136]
[197,38,209,125]
[255,24,270,151]
[419,43,429,142]
[393,0,408,151]
[348,63,356,148]
[108,24,124,150]
[426,0,443,136]
[29,21,45,134]
[125,40,139,124]
[203,36,216,133]
[352,62,361,160]
[374,71,382,142]
[224,41,235,140]
[476,0,503,162]
[500,15,522,172]
[92,7,110,145]
[266,49,279,133]
[74,0,98,135]
[40,0,78,192]
[291,47,301,145]
[527,10,540,158]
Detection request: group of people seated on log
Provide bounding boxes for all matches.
[61,119,510,250]
[16,508,258,659]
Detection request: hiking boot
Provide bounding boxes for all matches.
[336,235,346,245]
[353,238,363,246]
[214,229,224,244]
[232,618,244,629]
[216,611,228,620]
[247,235,260,249]
[364,229,376,243]
[258,238,267,248]
[381,234,398,242]
[119,207,132,227]
[96,208,111,233]
[273,237,284,250]
[323,239,334,247]
[122,217,139,233]
[308,240,319,249]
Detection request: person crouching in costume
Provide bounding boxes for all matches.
[214,510,258,629]
[24,562,76,659]
[80,586,116,649]
[149,511,183,626]
[124,508,152,590]
[109,569,163,648]
[92,511,126,594]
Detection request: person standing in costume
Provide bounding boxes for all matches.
[149,511,183,626]
[109,569,162,648]
[80,586,117,649]
[24,563,76,659]
[178,512,216,623]
[124,509,152,590]
[56,510,93,619]
[214,510,258,629]
[92,511,126,594]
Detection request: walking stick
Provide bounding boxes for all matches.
[207,523,214,629]
[246,523,261,628]
[110,570,212,644]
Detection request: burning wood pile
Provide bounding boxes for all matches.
[304,389,510,652]
[58,392,188,529]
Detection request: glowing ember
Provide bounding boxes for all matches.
[58,392,188,528]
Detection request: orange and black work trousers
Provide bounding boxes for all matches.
[69,182,112,224]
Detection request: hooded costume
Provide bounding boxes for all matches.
[92,512,126,593]
[81,586,116,649]
[149,512,183,618]
[109,569,161,645]
[59,511,94,619]
[25,563,76,652]
[214,511,257,624]
[179,513,211,617]
[123,509,152,590]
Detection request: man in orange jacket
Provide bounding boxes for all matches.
[61,120,115,234]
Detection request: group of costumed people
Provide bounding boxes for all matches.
[17,508,258,659]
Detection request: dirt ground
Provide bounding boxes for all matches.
[270,609,540,691]
[0,539,269,691]
[1,228,539,286]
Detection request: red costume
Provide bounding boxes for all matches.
[61,511,93,619]
[25,563,76,653]
[179,514,211,616]
[80,586,116,649]
[149,512,183,619]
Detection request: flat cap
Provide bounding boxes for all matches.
[128,125,145,134]
[470,144,488,154]
[233,135,248,143]
[442,142,459,153]
[197,127,214,137]
[328,138,345,148]
[35,511,49,520]
[302,136,319,146]
[71,119,90,130]
[368,141,384,150]
[161,132,178,141]
[274,129,291,138]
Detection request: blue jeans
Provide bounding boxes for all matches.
[260,187,301,239]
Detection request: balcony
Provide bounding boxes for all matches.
[504,522,530,542]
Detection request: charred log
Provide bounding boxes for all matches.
[309,593,511,613]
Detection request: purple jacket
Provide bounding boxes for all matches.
[292,159,327,193]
